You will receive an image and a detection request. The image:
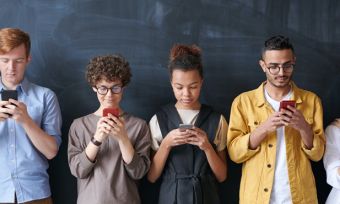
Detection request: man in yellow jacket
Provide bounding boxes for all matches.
[227,35,325,204]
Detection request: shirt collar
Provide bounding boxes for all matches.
[0,77,29,95]
[254,81,302,107]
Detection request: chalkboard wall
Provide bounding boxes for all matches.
[1,0,339,203]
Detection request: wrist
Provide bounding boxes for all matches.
[91,136,102,146]
[160,140,172,152]
[118,135,130,145]
[203,144,214,153]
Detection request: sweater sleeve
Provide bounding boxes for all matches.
[124,120,151,179]
[67,120,96,179]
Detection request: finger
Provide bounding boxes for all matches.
[187,135,200,142]
[285,105,296,112]
[0,101,11,106]
[112,117,125,130]
[98,117,109,125]
[8,99,19,105]
[104,118,116,127]
[192,127,203,133]
[280,115,291,124]
[280,108,293,117]
[174,137,187,143]
[182,131,193,137]
[0,113,10,120]
[102,122,113,130]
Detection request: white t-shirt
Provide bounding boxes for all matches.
[265,89,293,204]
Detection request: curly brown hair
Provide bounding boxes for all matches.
[85,54,132,87]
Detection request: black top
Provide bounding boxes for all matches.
[156,104,221,204]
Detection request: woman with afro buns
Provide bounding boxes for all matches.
[147,44,228,204]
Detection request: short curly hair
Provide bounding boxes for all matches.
[85,54,132,87]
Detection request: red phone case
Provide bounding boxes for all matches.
[279,100,296,111]
[103,108,119,117]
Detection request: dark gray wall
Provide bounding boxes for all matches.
[1,0,339,203]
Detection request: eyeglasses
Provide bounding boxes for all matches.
[263,61,295,75]
[95,85,123,95]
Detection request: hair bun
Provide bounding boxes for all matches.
[170,44,201,61]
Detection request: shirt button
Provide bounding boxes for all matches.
[267,164,271,168]
[264,188,268,192]
[268,144,273,148]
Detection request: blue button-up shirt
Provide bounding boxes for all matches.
[0,78,62,203]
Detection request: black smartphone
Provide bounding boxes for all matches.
[1,90,18,101]
[1,90,17,117]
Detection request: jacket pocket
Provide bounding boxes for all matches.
[248,119,262,132]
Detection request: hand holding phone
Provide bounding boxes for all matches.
[103,107,120,117]
[279,100,296,112]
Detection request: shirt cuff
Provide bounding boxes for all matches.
[79,151,96,169]
[124,152,139,169]
[301,135,323,161]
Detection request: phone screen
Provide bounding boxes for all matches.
[1,90,18,101]
[179,124,194,131]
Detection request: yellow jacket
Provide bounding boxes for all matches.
[227,82,325,204]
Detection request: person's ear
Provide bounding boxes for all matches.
[259,59,266,73]
[27,55,32,63]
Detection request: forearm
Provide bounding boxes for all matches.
[299,125,314,149]
[118,137,135,164]
[22,118,58,159]
[249,126,267,149]
[147,143,170,183]
[205,147,227,182]
[85,141,100,162]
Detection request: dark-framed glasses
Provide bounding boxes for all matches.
[95,85,123,95]
[264,62,295,75]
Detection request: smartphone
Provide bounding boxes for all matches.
[179,124,194,131]
[1,90,18,101]
[279,100,296,111]
[1,90,18,117]
[103,107,120,117]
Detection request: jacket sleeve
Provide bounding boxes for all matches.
[67,121,96,179]
[227,96,260,163]
[323,125,340,188]
[301,96,325,161]
[124,121,151,179]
